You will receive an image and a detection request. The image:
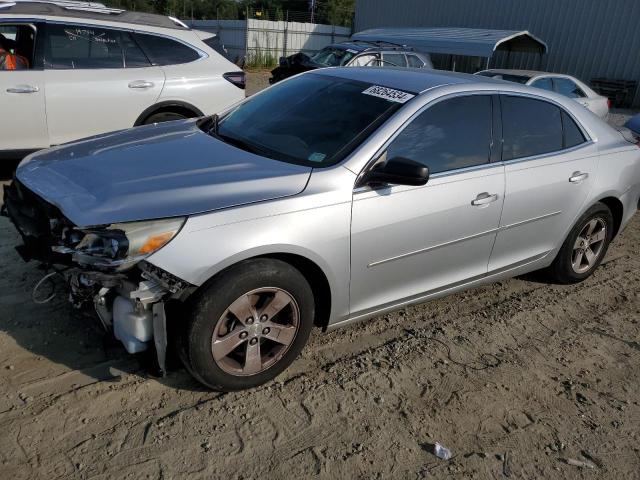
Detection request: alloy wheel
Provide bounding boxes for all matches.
[571,218,607,274]
[211,287,300,376]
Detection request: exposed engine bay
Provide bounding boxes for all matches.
[1,179,194,373]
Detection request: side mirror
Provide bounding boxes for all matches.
[360,157,429,187]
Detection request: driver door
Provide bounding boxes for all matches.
[350,94,505,316]
[0,22,48,153]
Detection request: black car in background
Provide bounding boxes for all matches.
[269,41,432,84]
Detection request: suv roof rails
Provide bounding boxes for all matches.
[0,0,190,29]
[352,39,414,51]
[1,0,123,13]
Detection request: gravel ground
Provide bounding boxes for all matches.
[0,73,639,479]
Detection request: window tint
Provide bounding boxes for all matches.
[530,77,554,92]
[0,24,36,69]
[407,54,425,68]
[562,111,586,148]
[554,78,586,98]
[386,95,492,174]
[134,33,200,66]
[382,52,407,67]
[349,54,377,66]
[501,96,563,160]
[44,24,123,69]
[310,47,357,66]
[121,32,150,68]
[215,74,403,167]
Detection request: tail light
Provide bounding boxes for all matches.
[223,72,246,90]
[607,98,612,109]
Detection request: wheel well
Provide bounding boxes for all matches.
[197,254,333,331]
[135,102,204,126]
[598,197,624,238]
[262,254,332,331]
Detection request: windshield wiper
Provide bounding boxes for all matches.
[215,131,269,157]
[207,113,219,136]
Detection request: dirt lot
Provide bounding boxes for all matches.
[0,75,639,479]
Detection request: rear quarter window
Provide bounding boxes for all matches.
[134,33,201,66]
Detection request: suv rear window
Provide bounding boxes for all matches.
[134,33,201,66]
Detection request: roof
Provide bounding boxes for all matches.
[328,41,413,53]
[480,69,544,78]
[0,0,188,30]
[313,66,500,94]
[351,27,547,58]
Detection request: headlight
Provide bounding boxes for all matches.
[74,217,185,270]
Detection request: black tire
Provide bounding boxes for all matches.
[185,258,315,391]
[143,111,188,124]
[547,202,614,284]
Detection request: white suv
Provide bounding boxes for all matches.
[0,0,245,159]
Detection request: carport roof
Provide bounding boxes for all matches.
[351,27,547,58]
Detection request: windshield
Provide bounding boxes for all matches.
[210,74,408,167]
[476,72,531,84]
[310,47,357,66]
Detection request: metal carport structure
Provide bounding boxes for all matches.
[351,27,547,70]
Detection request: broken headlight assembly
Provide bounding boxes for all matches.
[71,217,185,270]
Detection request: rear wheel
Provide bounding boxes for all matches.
[143,111,189,124]
[185,259,314,391]
[547,203,613,284]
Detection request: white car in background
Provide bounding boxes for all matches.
[0,0,245,159]
[476,69,610,119]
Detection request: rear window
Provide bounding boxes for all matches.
[501,96,563,160]
[44,24,124,69]
[382,52,407,67]
[477,72,530,84]
[214,74,407,167]
[554,78,586,99]
[133,33,201,66]
[407,54,425,68]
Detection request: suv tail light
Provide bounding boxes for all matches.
[607,98,612,109]
[223,72,246,90]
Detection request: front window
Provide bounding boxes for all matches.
[0,24,37,70]
[208,74,410,167]
[310,47,356,66]
[385,95,493,174]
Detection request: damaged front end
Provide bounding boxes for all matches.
[2,179,194,373]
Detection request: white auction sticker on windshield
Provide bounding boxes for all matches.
[362,85,415,104]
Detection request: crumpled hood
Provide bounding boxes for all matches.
[16,120,312,227]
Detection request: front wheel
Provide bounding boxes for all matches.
[184,259,314,391]
[547,203,614,284]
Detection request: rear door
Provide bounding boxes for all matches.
[42,22,165,145]
[488,95,598,271]
[0,22,48,152]
[381,52,407,68]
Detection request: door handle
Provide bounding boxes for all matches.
[471,192,499,206]
[128,80,154,89]
[6,85,39,94]
[569,171,589,183]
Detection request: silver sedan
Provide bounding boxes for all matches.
[4,67,640,391]
[475,69,610,119]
